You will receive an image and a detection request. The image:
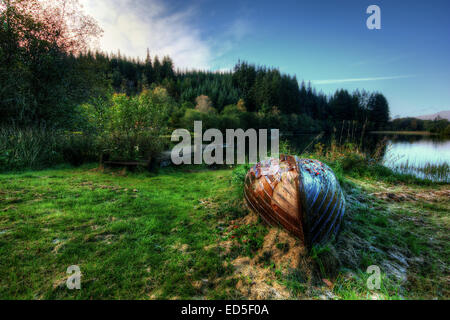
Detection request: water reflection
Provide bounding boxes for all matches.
[383,136,450,167]
[380,134,449,181]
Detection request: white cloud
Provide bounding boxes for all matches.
[311,75,415,85]
[208,17,252,62]
[80,0,214,69]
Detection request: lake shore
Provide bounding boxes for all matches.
[0,163,448,299]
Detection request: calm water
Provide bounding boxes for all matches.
[381,134,450,167]
[379,133,450,181]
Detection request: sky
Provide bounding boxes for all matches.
[80,0,450,118]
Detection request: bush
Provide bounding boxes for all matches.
[340,152,368,175]
[182,109,219,131]
[101,131,164,162]
[100,88,172,162]
[0,88,174,171]
[60,133,100,166]
[231,164,251,187]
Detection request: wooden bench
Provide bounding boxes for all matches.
[101,156,152,171]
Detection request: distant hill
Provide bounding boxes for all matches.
[415,110,450,121]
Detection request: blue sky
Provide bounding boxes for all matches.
[82,0,450,117]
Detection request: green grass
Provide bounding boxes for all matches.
[331,178,450,299]
[0,164,448,300]
[0,165,243,299]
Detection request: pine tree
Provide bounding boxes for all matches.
[143,48,153,86]
[153,56,162,83]
[368,93,390,130]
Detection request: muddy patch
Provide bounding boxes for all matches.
[371,187,450,203]
[172,242,190,253]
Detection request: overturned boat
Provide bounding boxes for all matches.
[244,155,345,248]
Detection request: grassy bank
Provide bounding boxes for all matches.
[0,165,244,299]
[0,164,448,299]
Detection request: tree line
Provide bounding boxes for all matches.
[1,1,392,134]
[8,0,450,171]
[388,117,450,136]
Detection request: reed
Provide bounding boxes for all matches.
[0,126,63,171]
[392,160,449,182]
[0,126,99,171]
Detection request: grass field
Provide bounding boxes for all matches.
[0,164,448,299]
[0,165,245,299]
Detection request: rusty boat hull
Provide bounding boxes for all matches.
[244,155,346,248]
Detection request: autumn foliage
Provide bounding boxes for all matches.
[1,0,102,53]
[0,0,104,126]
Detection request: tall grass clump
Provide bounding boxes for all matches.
[392,160,449,183]
[0,126,64,171]
[303,137,435,185]
[0,127,100,172]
